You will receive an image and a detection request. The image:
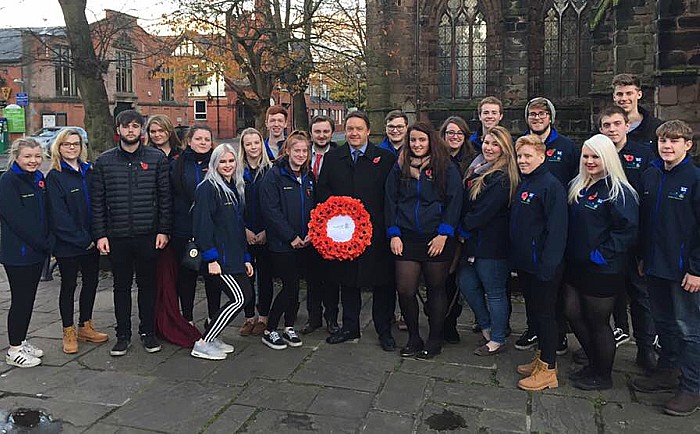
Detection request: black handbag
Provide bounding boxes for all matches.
[181,239,201,271]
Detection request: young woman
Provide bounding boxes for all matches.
[237,128,274,336]
[0,138,51,367]
[46,129,108,354]
[259,131,315,350]
[439,116,476,343]
[147,114,182,162]
[191,143,254,360]
[385,122,463,359]
[509,135,568,391]
[458,126,520,356]
[564,134,638,390]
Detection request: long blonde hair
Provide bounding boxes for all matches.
[50,129,87,171]
[238,127,271,179]
[568,134,638,204]
[468,126,520,200]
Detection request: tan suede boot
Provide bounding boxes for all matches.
[517,350,541,376]
[63,326,78,354]
[518,358,559,391]
[78,320,109,343]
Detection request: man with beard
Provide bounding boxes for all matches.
[611,73,662,150]
[317,111,397,351]
[470,96,504,151]
[92,110,172,357]
[379,110,409,157]
[264,105,288,160]
[302,115,341,335]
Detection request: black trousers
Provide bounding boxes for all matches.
[444,272,463,332]
[267,250,307,330]
[5,262,44,346]
[171,236,220,321]
[203,273,253,342]
[57,251,100,328]
[109,235,158,338]
[519,271,559,365]
[244,244,274,318]
[612,257,656,350]
[305,249,340,325]
[339,283,395,338]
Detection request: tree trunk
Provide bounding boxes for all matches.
[293,90,309,131]
[58,0,114,156]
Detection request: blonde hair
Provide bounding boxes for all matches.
[7,137,43,169]
[515,134,546,155]
[568,134,638,205]
[203,143,245,205]
[281,130,311,170]
[50,129,87,171]
[238,127,271,177]
[146,114,183,150]
[469,126,520,200]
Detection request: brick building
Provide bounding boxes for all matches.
[366,0,700,142]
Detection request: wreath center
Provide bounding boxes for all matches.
[326,215,356,243]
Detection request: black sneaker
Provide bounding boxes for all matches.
[140,333,161,353]
[110,338,131,356]
[262,330,288,350]
[514,329,538,351]
[282,328,303,347]
[556,335,568,356]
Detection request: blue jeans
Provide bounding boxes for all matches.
[458,258,510,344]
[647,276,700,394]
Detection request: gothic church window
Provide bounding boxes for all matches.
[438,0,487,99]
[543,0,588,98]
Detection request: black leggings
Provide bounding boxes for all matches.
[396,260,451,352]
[563,283,617,378]
[171,237,220,321]
[5,262,43,346]
[57,252,100,328]
[244,244,274,318]
[267,250,307,331]
[203,273,252,342]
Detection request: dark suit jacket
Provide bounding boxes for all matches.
[316,142,397,287]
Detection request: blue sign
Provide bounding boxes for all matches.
[15,92,28,107]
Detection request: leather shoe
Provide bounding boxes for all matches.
[301,321,322,335]
[379,335,396,352]
[326,330,360,344]
[415,348,441,360]
[400,341,423,357]
[326,320,341,335]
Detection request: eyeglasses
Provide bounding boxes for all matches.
[60,142,81,149]
[386,125,406,132]
[444,130,465,137]
[527,112,549,119]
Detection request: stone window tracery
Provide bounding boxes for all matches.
[543,0,587,98]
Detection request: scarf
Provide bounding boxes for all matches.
[465,154,493,181]
[408,156,431,180]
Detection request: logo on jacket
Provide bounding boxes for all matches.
[622,154,643,169]
[668,186,688,201]
[546,148,563,162]
[520,191,535,204]
[584,193,604,210]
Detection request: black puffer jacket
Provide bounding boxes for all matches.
[91,144,172,239]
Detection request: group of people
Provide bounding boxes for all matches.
[0,73,698,417]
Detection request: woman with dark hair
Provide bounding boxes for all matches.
[147,114,183,162]
[47,129,108,354]
[0,138,52,367]
[385,121,463,359]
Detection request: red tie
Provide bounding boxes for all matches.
[313,153,322,178]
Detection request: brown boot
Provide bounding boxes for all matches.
[63,326,78,354]
[517,350,541,376]
[78,320,109,343]
[664,391,700,416]
[251,318,268,336]
[518,358,558,391]
[239,318,256,336]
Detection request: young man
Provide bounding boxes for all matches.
[378,110,408,157]
[303,115,340,335]
[470,96,504,151]
[633,120,700,417]
[316,111,397,351]
[264,105,288,160]
[611,73,663,149]
[599,106,658,370]
[92,110,172,356]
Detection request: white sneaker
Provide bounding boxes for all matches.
[6,347,41,368]
[212,338,234,354]
[191,340,227,360]
[21,340,44,358]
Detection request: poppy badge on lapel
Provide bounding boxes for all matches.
[373,156,381,164]
[140,162,149,170]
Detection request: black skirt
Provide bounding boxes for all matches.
[565,264,624,298]
[394,232,456,263]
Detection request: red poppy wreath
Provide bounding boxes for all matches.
[308,196,373,261]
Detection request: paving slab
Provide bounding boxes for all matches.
[430,382,528,414]
[530,393,598,433]
[241,409,359,433]
[203,404,256,433]
[601,401,700,432]
[362,410,415,433]
[399,358,495,385]
[374,372,430,414]
[307,387,375,418]
[235,378,320,412]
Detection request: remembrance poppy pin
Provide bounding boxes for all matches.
[546,149,555,157]
[38,180,45,189]
[624,154,634,162]
[373,156,381,164]
[140,162,149,170]
[521,191,529,200]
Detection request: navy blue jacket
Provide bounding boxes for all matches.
[192,180,250,275]
[640,157,700,281]
[264,137,285,161]
[460,171,511,259]
[378,137,401,157]
[509,164,568,281]
[260,158,315,253]
[385,162,463,238]
[628,106,663,150]
[567,178,639,274]
[535,128,580,189]
[618,139,655,194]
[243,165,268,234]
[170,147,211,238]
[46,161,95,257]
[469,126,484,152]
[0,164,51,266]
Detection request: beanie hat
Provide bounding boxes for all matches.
[525,97,556,124]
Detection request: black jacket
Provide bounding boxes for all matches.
[260,158,315,253]
[385,162,463,238]
[243,165,269,235]
[46,161,95,257]
[192,180,249,275]
[316,143,397,287]
[567,177,638,274]
[0,164,51,266]
[641,157,700,281]
[91,144,172,239]
[460,171,511,259]
[541,128,580,188]
[628,106,663,150]
[170,147,211,238]
[509,165,568,281]
[618,139,655,194]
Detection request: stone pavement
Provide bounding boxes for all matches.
[0,268,697,433]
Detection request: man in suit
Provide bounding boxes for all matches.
[316,111,398,351]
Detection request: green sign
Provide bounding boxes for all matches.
[3,106,25,133]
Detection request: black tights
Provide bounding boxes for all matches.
[396,260,450,352]
[563,284,617,378]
